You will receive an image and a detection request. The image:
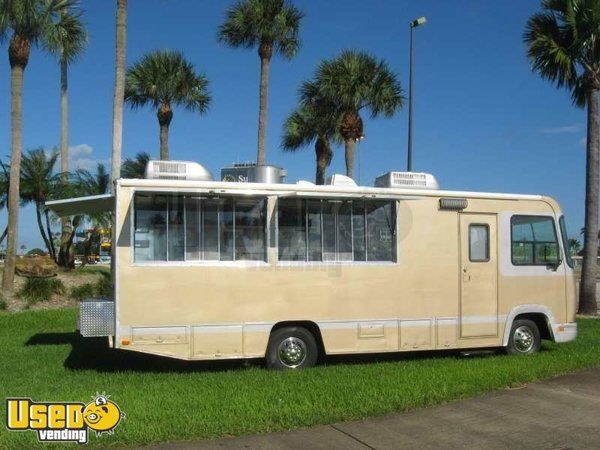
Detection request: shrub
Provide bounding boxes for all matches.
[0,296,6,311]
[17,277,66,305]
[95,272,113,298]
[69,283,96,301]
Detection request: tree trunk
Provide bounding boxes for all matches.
[58,58,72,268]
[344,138,356,180]
[111,0,127,186]
[257,43,272,166]
[44,208,57,262]
[60,59,68,174]
[157,104,173,160]
[58,219,73,268]
[110,0,127,282]
[35,203,53,259]
[579,88,600,315]
[315,134,332,185]
[2,35,29,293]
[339,111,363,181]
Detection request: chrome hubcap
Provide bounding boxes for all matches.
[513,326,534,353]
[278,337,307,368]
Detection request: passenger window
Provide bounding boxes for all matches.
[235,198,266,261]
[469,224,489,262]
[277,199,396,262]
[134,193,266,263]
[511,215,559,265]
[278,199,306,261]
[134,194,167,262]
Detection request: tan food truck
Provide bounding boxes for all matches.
[46,161,577,369]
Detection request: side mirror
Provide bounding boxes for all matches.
[546,259,562,271]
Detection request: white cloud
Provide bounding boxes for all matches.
[67,144,108,172]
[539,124,581,134]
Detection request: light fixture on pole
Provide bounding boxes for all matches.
[407,16,426,172]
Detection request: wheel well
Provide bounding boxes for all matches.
[514,313,552,340]
[271,321,326,356]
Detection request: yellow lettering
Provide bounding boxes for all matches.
[48,405,65,429]
[7,399,29,429]
[66,404,84,429]
[30,404,47,429]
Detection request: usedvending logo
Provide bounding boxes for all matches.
[6,393,124,444]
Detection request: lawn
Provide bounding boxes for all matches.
[0,310,599,448]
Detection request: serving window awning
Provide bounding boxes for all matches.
[45,194,114,217]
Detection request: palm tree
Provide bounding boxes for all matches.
[307,50,404,179]
[0,160,9,246]
[111,0,127,185]
[19,148,61,262]
[44,5,86,176]
[125,51,211,161]
[0,0,75,293]
[122,151,151,178]
[525,0,599,314]
[282,81,340,184]
[218,0,303,165]
[44,5,87,268]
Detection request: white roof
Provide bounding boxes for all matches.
[117,178,544,201]
[44,179,547,218]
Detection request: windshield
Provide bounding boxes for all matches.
[559,216,574,268]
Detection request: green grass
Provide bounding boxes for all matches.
[70,265,111,276]
[16,277,66,306]
[0,310,599,448]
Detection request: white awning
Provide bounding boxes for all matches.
[45,194,114,217]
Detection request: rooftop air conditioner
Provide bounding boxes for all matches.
[374,171,439,190]
[144,160,214,181]
[326,174,357,187]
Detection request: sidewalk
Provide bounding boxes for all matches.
[142,368,600,449]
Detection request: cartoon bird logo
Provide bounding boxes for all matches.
[83,394,124,436]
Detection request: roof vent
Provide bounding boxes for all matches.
[326,174,357,187]
[374,171,439,190]
[145,160,214,181]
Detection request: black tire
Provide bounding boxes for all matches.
[506,319,541,355]
[266,327,319,370]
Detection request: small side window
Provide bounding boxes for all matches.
[469,224,489,262]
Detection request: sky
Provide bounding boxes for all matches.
[0,0,592,250]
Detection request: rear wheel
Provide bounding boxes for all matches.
[506,319,541,355]
[266,327,318,370]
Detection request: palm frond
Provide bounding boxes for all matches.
[124,50,211,114]
[122,152,151,179]
[218,0,303,59]
[311,50,404,118]
[43,4,87,64]
[525,0,600,107]
[0,0,78,45]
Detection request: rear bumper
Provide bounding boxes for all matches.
[552,322,577,343]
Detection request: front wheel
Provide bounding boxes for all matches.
[506,319,541,355]
[266,327,318,370]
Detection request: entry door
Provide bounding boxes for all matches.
[459,214,498,338]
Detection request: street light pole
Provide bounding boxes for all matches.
[407,16,426,172]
